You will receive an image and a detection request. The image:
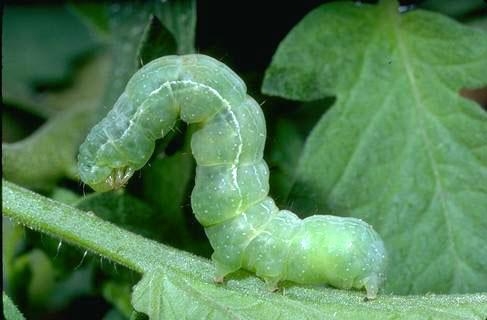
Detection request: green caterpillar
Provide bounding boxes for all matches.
[78,54,387,299]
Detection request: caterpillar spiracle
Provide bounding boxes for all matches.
[78,54,387,299]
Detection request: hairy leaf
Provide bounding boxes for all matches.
[263,0,487,294]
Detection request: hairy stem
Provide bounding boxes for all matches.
[1,179,209,275]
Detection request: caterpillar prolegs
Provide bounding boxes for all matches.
[78,54,387,299]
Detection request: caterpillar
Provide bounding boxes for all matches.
[78,54,387,299]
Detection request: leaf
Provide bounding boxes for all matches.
[68,3,110,38]
[2,110,40,143]
[262,0,487,295]
[468,17,487,32]
[2,105,93,190]
[98,0,196,118]
[267,118,304,204]
[266,99,334,207]
[43,264,94,311]
[3,292,25,320]
[140,124,205,252]
[141,151,194,246]
[138,16,178,66]
[1,52,110,190]
[75,191,160,241]
[4,180,487,320]
[419,0,485,18]
[5,248,65,311]
[153,0,196,54]
[2,4,99,117]
[103,309,129,320]
[2,218,27,299]
[25,250,58,307]
[103,280,135,318]
[50,187,82,205]
[130,311,149,320]
[98,1,154,116]
[132,268,487,320]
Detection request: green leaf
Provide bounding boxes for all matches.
[138,16,178,66]
[21,249,58,308]
[141,151,194,245]
[3,292,25,320]
[153,0,196,54]
[263,0,487,295]
[5,180,487,320]
[85,0,196,121]
[2,218,28,301]
[267,118,304,204]
[469,18,487,31]
[75,191,159,241]
[103,281,135,318]
[2,102,100,190]
[1,111,38,143]
[132,268,487,320]
[2,106,93,190]
[2,53,110,190]
[4,248,62,311]
[44,264,94,311]
[130,311,149,320]
[2,4,99,117]
[69,3,110,38]
[420,0,485,18]
[99,1,153,115]
[95,0,196,120]
[50,187,82,205]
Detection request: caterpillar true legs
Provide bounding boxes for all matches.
[78,54,387,299]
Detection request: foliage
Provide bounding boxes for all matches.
[3,292,26,320]
[262,0,487,295]
[2,0,487,319]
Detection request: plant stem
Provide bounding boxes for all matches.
[1,179,209,276]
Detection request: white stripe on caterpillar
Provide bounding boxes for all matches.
[78,54,387,299]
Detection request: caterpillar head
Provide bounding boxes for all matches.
[80,160,135,192]
[78,151,135,192]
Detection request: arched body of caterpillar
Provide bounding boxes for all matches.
[78,54,387,299]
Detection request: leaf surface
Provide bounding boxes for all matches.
[262,0,487,294]
[3,292,25,320]
[76,191,158,241]
[2,5,99,117]
[132,268,487,320]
